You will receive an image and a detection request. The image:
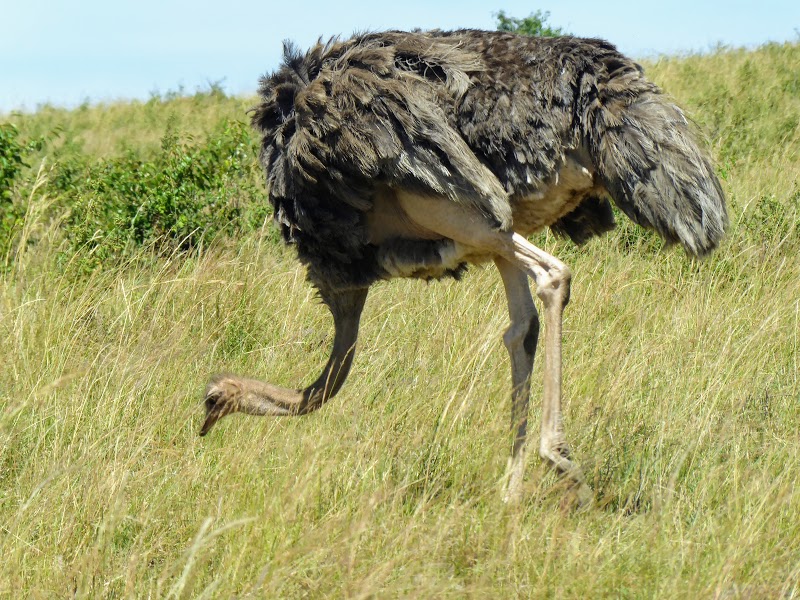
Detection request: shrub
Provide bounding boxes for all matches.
[51,119,270,267]
[0,123,27,200]
[0,122,44,255]
[494,10,565,37]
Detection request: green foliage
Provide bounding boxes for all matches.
[647,43,800,167]
[741,190,799,242]
[2,95,272,272]
[0,123,44,255]
[50,119,269,268]
[8,89,253,163]
[495,9,565,37]
[0,123,26,200]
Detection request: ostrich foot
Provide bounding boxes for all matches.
[540,441,593,509]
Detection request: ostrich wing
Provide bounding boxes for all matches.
[254,36,513,231]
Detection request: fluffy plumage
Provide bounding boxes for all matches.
[251,30,727,290]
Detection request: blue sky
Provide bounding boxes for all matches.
[2,0,798,113]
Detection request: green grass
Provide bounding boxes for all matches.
[1,42,799,597]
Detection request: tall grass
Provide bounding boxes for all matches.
[1,42,799,597]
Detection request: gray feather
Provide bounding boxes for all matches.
[251,29,727,289]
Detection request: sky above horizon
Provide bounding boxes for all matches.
[2,0,798,113]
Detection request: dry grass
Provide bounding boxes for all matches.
[1,42,799,598]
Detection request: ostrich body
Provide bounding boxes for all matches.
[201,30,727,503]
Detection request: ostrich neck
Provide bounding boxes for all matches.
[239,287,367,416]
[237,380,298,416]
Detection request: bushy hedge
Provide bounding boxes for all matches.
[52,120,269,264]
[1,118,271,269]
[1,123,44,253]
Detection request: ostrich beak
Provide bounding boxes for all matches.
[199,394,226,436]
[199,410,221,436]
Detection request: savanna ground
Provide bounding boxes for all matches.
[1,42,799,598]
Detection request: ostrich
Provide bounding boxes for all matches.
[199,30,727,503]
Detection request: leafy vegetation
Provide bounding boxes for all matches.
[0,123,43,256]
[0,124,28,199]
[1,97,268,271]
[51,120,268,268]
[1,40,799,598]
[495,9,565,37]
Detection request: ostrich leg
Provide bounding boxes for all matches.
[397,192,591,502]
[507,233,592,504]
[495,257,539,503]
[200,287,368,435]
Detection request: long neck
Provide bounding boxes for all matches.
[237,287,368,416]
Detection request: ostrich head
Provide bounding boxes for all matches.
[199,377,239,436]
[199,375,296,436]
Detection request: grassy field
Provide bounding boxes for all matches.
[1,42,799,598]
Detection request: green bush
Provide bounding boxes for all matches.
[1,123,26,200]
[0,122,44,255]
[51,119,270,267]
[494,10,565,37]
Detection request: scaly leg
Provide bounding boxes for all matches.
[495,257,539,503]
[504,234,591,502]
[398,192,591,501]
